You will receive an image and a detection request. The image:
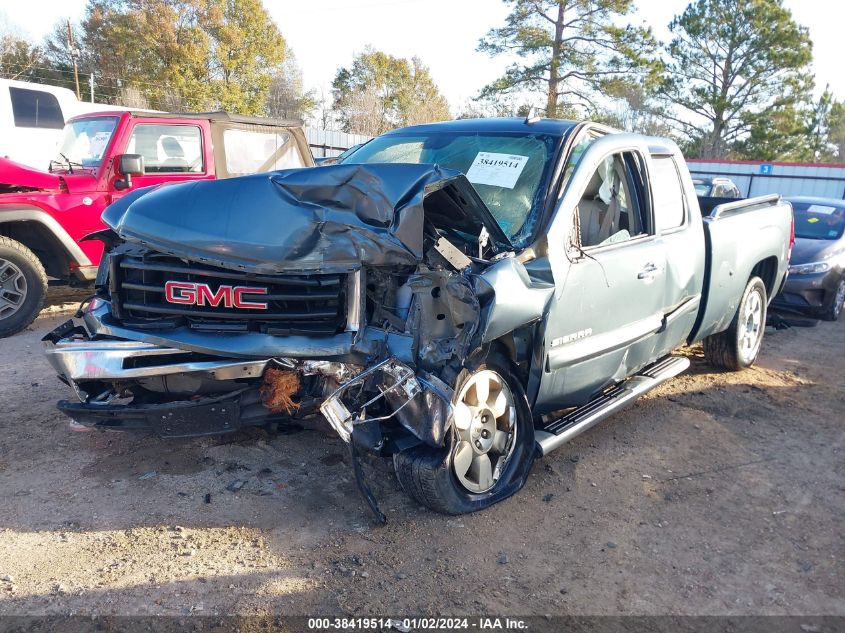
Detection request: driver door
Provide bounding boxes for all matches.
[535,137,667,413]
[109,120,214,204]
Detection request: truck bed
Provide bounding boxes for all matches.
[690,194,792,343]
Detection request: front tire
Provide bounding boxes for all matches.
[818,277,845,322]
[393,353,535,515]
[703,276,767,371]
[0,236,48,338]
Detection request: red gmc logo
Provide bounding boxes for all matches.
[164,281,268,310]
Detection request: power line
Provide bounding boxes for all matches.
[0,61,292,92]
[0,63,210,92]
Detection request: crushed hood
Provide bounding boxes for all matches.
[102,163,512,274]
[0,156,63,191]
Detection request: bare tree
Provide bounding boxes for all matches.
[343,86,390,137]
[118,85,150,109]
[265,55,315,121]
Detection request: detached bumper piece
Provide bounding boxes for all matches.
[320,357,455,525]
[321,357,453,449]
[56,388,282,438]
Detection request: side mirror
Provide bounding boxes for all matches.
[114,154,144,190]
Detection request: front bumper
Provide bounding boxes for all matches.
[57,389,259,438]
[44,323,271,383]
[43,319,315,437]
[43,301,453,446]
[772,270,840,310]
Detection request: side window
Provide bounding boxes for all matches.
[222,128,306,176]
[727,185,741,198]
[576,152,648,248]
[126,124,203,173]
[9,87,64,129]
[651,156,686,232]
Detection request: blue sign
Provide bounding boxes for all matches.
[759,164,774,175]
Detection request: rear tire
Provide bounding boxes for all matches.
[0,236,48,338]
[393,352,535,515]
[818,277,845,322]
[703,276,767,371]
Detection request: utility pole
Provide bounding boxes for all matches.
[66,20,81,100]
[89,73,95,103]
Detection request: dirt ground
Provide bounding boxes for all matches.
[0,287,842,617]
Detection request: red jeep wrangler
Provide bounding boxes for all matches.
[0,110,313,336]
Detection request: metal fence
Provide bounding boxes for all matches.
[687,159,845,200]
[305,127,372,158]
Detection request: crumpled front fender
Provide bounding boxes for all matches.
[475,257,555,344]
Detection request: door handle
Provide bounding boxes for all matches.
[637,263,661,280]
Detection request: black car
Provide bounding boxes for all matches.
[773,197,845,321]
[314,142,365,166]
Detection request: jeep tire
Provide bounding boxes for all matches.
[0,236,48,338]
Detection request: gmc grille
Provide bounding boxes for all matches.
[110,254,348,336]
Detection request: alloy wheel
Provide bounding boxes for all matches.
[0,257,27,320]
[834,280,845,318]
[740,286,764,360]
[451,370,518,494]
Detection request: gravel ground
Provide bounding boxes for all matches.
[0,287,842,617]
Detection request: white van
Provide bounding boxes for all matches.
[0,79,131,170]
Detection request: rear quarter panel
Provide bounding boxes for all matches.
[690,199,792,342]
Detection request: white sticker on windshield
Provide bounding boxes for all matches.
[807,204,837,215]
[465,152,529,189]
[88,132,111,159]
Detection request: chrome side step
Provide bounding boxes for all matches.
[534,355,690,457]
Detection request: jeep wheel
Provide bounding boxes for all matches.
[818,277,845,322]
[393,353,535,515]
[703,275,767,371]
[0,236,48,338]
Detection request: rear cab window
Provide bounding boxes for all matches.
[650,156,687,233]
[9,87,64,129]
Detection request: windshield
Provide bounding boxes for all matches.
[346,131,559,246]
[791,202,845,240]
[52,116,119,171]
[693,181,710,196]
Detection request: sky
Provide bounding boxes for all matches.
[1,0,842,110]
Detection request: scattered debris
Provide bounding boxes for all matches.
[226,480,246,492]
[138,471,157,480]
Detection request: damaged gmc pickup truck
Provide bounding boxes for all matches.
[44,118,793,517]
